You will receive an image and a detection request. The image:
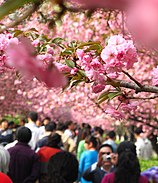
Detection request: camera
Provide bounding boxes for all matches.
[102,154,111,161]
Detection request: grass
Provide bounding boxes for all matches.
[140,158,158,172]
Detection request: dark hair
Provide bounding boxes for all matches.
[99,143,114,152]
[47,133,62,148]
[45,122,56,132]
[28,111,38,122]
[42,117,51,122]
[134,127,143,135]
[81,128,91,140]
[107,130,116,139]
[64,121,73,128]
[85,135,98,149]
[20,118,27,124]
[56,122,66,131]
[47,151,78,183]
[16,126,32,143]
[8,121,14,126]
[114,141,140,183]
[0,119,8,123]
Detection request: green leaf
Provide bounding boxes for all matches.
[65,60,75,68]
[85,44,102,52]
[0,0,37,20]
[52,37,64,45]
[13,30,24,37]
[78,41,101,49]
[97,91,110,104]
[108,92,122,100]
[61,49,73,56]
[97,91,122,104]
[70,80,83,88]
[78,70,86,77]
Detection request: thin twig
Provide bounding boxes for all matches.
[127,95,158,100]
[122,70,143,88]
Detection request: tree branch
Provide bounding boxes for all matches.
[111,80,158,94]
[0,3,40,33]
[122,70,142,88]
[127,95,158,100]
[129,116,158,130]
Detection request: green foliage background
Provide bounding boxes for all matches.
[140,158,158,172]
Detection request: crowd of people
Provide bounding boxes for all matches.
[0,111,155,183]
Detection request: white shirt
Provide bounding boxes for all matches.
[25,122,40,150]
[135,137,153,160]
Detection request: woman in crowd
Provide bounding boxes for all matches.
[79,135,98,183]
[47,151,78,183]
[101,141,149,183]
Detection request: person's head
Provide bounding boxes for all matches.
[8,121,15,129]
[48,151,78,183]
[107,130,116,140]
[0,145,10,174]
[28,111,38,122]
[81,128,91,140]
[114,141,140,183]
[19,118,27,126]
[65,121,75,131]
[16,126,32,143]
[45,122,56,132]
[36,120,42,127]
[99,144,114,168]
[42,117,51,126]
[47,133,62,148]
[0,119,8,130]
[134,127,143,139]
[56,122,66,131]
[84,135,98,150]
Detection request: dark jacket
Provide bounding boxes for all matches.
[8,142,40,183]
[83,163,115,183]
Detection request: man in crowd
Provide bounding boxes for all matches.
[25,111,40,150]
[134,127,153,160]
[103,131,117,153]
[8,126,40,183]
[83,144,115,183]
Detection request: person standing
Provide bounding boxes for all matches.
[25,111,40,150]
[0,145,10,174]
[83,144,115,183]
[101,141,149,183]
[8,126,40,183]
[79,135,98,183]
[47,151,78,183]
[103,131,117,153]
[134,127,153,160]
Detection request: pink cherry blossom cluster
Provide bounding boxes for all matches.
[101,35,138,78]
[0,33,19,73]
[105,101,137,120]
[76,35,138,93]
[6,37,67,88]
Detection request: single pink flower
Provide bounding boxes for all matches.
[92,83,105,93]
[105,107,125,120]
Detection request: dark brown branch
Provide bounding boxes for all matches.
[127,95,158,100]
[111,80,158,94]
[122,70,142,88]
[129,116,158,130]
